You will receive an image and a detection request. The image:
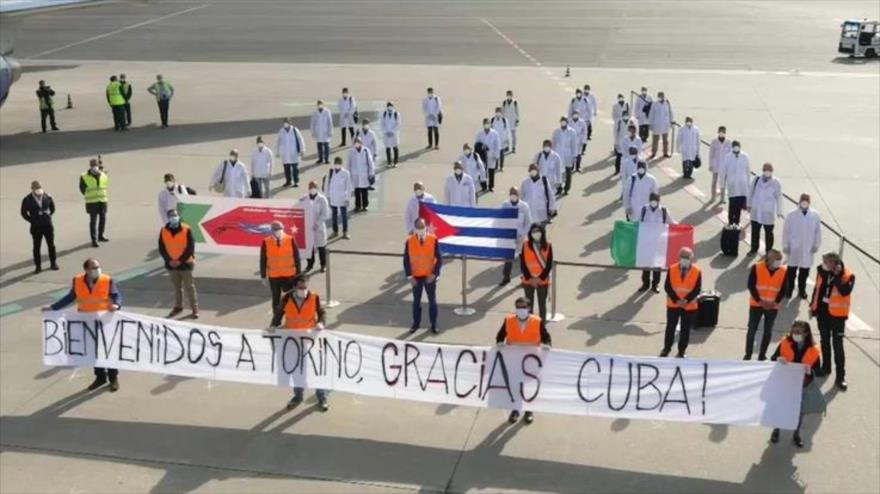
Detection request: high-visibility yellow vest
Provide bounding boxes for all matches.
[106,81,125,106]
[82,172,109,204]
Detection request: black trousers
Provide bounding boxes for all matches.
[40,108,58,132]
[577,143,586,171]
[682,160,695,179]
[283,162,299,186]
[269,276,294,312]
[307,246,327,269]
[340,127,355,145]
[86,202,107,242]
[354,188,369,210]
[728,196,746,225]
[31,227,57,268]
[563,167,574,193]
[385,147,399,165]
[427,126,439,147]
[502,259,514,280]
[523,283,548,322]
[664,308,695,353]
[94,367,118,380]
[499,149,506,171]
[123,102,132,126]
[785,266,810,297]
[817,312,846,378]
[111,105,126,130]
[157,99,170,127]
[317,142,330,163]
[587,122,593,140]
[614,152,622,174]
[487,168,496,191]
[638,124,649,143]
[641,269,661,288]
[750,222,775,252]
[745,307,778,359]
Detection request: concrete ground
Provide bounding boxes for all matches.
[1,1,879,493]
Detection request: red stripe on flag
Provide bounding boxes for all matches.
[666,224,695,268]
[418,203,459,240]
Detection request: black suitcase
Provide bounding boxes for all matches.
[695,291,720,329]
[720,226,739,256]
[249,177,261,198]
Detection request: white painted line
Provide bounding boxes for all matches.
[803,279,874,332]
[28,3,212,59]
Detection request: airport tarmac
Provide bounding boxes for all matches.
[0,1,879,493]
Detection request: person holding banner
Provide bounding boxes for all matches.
[158,210,198,319]
[500,186,531,286]
[270,275,329,411]
[744,248,787,360]
[43,258,122,391]
[661,247,701,358]
[496,297,552,425]
[521,224,553,322]
[770,320,822,448]
[404,218,442,334]
[260,221,302,313]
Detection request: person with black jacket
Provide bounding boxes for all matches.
[21,180,58,273]
[661,247,702,358]
[744,249,787,360]
[36,80,59,133]
[810,252,855,390]
[769,320,821,448]
[521,223,553,322]
[158,210,198,319]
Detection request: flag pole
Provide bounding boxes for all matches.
[453,255,476,316]
[546,263,565,323]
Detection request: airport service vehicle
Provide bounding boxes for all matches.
[839,19,880,58]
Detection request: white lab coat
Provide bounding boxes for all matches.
[623,172,658,218]
[355,128,378,158]
[458,152,486,183]
[501,99,519,129]
[276,126,306,164]
[324,168,352,207]
[348,147,375,188]
[381,109,401,147]
[337,96,357,127]
[620,156,640,197]
[585,92,598,120]
[422,95,442,127]
[782,208,822,267]
[491,116,512,149]
[404,192,437,234]
[298,192,329,247]
[209,160,250,198]
[709,137,732,173]
[634,94,652,125]
[568,97,590,121]
[612,101,631,124]
[676,124,701,161]
[535,150,563,189]
[552,126,579,168]
[720,151,751,197]
[475,128,501,169]
[501,198,532,254]
[747,176,783,225]
[616,120,642,155]
[638,204,675,224]
[570,117,588,149]
[250,146,273,178]
[648,99,673,134]
[310,108,334,143]
[158,184,189,224]
[444,174,476,207]
[520,176,555,223]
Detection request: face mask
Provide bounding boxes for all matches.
[507,96,513,101]
[799,201,809,210]
[560,123,567,129]
[415,190,424,198]
[317,105,324,111]
[529,170,539,178]
[618,98,624,104]
[576,93,582,98]
[509,195,518,203]
[168,216,180,226]
[679,258,691,268]
[659,97,665,102]
[495,113,501,118]
[685,122,692,128]
[454,169,463,177]
[415,228,427,239]
[649,200,659,208]
[258,144,264,150]
[464,150,471,156]
[483,125,490,130]
[229,155,237,162]
[387,106,393,111]
[273,229,283,239]
[762,171,772,179]
[641,91,647,96]
[718,133,725,139]
[342,93,348,98]
[166,181,175,190]
[362,126,369,131]
[296,288,308,298]
[90,168,100,176]
[309,188,318,195]
[34,188,44,196]
[530,231,541,241]
[637,168,646,176]
[543,147,551,153]
[88,268,101,280]
[792,334,805,343]
[732,147,740,154]
[584,90,590,95]
[770,260,782,269]
[333,164,342,170]
[516,308,530,320]
[283,123,291,129]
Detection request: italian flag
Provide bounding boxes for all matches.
[611,220,695,268]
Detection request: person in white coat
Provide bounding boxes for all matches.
[209,149,250,198]
[404,181,437,234]
[475,118,502,192]
[324,157,352,238]
[623,161,658,221]
[616,119,641,176]
[444,161,477,207]
[501,90,520,153]
[459,143,486,192]
[634,86,652,143]
[620,146,641,199]
[582,84,598,140]
[310,100,333,164]
[638,192,676,293]
[782,194,822,299]
[381,102,401,167]
[720,141,751,226]
[521,163,556,224]
[422,87,442,149]
[276,118,306,188]
[567,89,590,123]
[354,119,378,161]
[676,116,701,179]
[299,181,329,272]
[611,93,631,129]
[250,136,273,198]
[491,107,512,171]
[348,137,375,212]
[337,88,357,146]
[534,140,563,194]
[500,186,532,286]
[647,91,673,159]
[709,126,732,202]
[570,110,588,173]
[747,163,783,255]
[552,116,579,195]
[158,173,189,224]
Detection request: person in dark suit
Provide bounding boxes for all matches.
[20,180,58,273]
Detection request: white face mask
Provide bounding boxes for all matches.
[309,188,318,195]
[685,122,692,128]
[296,288,308,298]
[637,168,646,176]
[679,258,691,268]
[509,195,518,203]
[454,169,463,177]
[649,200,659,208]
[718,133,725,139]
[799,201,809,210]
[495,113,501,118]
[415,228,427,239]
[283,123,291,129]
[355,144,362,150]
[317,105,324,111]
[529,170,539,178]
[362,126,369,131]
[229,155,237,162]
[732,147,741,154]
[770,260,782,269]
[415,190,424,198]
[762,171,772,178]
[34,188,44,196]
[530,231,541,241]
[464,150,471,155]
[483,125,490,130]
[88,268,101,280]
[333,164,342,170]
[273,229,283,239]
[641,90,647,96]
[573,115,579,121]
[165,181,175,190]
[560,122,567,129]
[258,144,264,150]
[516,308,530,320]
[543,147,551,153]
[618,98,624,104]
[792,334,805,343]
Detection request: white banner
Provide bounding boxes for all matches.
[42,311,804,429]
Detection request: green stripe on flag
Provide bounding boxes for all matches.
[177,203,212,243]
[611,220,638,267]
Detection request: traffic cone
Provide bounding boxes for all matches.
[66,94,73,109]
[564,65,570,77]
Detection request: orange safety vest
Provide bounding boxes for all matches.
[504,314,542,345]
[283,292,319,330]
[810,268,853,318]
[521,241,550,286]
[779,337,821,368]
[750,262,787,308]
[666,263,701,311]
[161,224,194,263]
[264,234,298,279]
[407,234,438,278]
[74,273,112,312]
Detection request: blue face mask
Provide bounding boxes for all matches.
[168,216,180,227]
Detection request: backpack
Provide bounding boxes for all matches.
[640,205,667,223]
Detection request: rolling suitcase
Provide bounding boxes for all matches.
[695,291,720,329]
[720,225,740,256]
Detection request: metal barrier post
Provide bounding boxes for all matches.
[838,236,846,257]
[546,263,565,323]
[453,255,476,316]
[323,249,340,308]
[670,123,677,155]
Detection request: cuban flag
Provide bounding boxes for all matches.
[419,203,519,259]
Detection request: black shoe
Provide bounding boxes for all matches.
[523,411,534,424]
[52,127,60,131]
[743,354,751,361]
[409,325,418,334]
[319,398,330,412]
[757,354,767,361]
[50,264,59,270]
[747,249,758,256]
[431,327,439,334]
[283,182,292,187]
[793,433,803,448]
[109,378,119,392]
[637,283,649,292]
[770,429,780,444]
[91,241,99,248]
[651,285,661,293]
[818,367,831,378]
[659,349,670,357]
[286,394,304,410]
[837,379,848,391]
[676,351,686,358]
[34,267,42,274]
[508,410,520,423]
[99,236,110,242]
[304,264,314,272]
[87,378,107,391]
[798,291,808,300]
[499,277,510,287]
[294,183,299,187]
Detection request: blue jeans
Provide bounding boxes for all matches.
[412,277,438,329]
[331,206,348,234]
[294,387,329,401]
